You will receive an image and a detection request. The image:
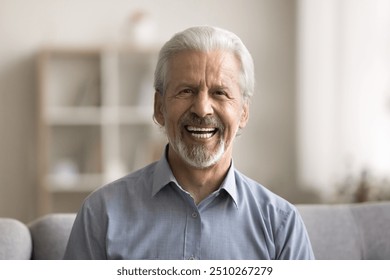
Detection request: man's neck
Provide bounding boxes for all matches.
[167,146,231,204]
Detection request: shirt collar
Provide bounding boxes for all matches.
[152,145,239,207]
[152,146,178,197]
[219,161,239,208]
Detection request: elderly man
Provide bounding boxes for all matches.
[64,26,314,260]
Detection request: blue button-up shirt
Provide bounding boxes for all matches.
[64,149,314,260]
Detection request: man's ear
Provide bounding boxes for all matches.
[153,91,165,126]
[239,102,249,129]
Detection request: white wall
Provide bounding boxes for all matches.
[297,0,390,201]
[0,0,300,222]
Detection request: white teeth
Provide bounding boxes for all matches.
[191,132,214,139]
[186,126,217,139]
[186,126,215,132]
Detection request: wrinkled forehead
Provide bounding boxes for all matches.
[165,50,241,85]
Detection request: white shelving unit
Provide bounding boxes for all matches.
[36,46,165,214]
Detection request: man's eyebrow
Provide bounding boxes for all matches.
[171,82,199,90]
[211,84,229,90]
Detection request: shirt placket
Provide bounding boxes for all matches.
[184,206,201,260]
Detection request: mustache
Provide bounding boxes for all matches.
[180,113,224,130]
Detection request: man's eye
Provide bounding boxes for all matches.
[214,90,228,97]
[179,88,194,95]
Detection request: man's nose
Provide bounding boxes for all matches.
[190,91,214,118]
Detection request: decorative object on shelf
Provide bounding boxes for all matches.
[334,168,390,203]
[73,73,101,107]
[51,159,79,189]
[121,10,157,48]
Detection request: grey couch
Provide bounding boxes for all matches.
[1,202,390,259]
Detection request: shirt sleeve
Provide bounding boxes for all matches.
[63,195,108,260]
[275,207,315,260]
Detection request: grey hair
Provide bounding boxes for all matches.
[153,26,255,103]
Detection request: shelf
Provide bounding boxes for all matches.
[45,106,154,125]
[45,107,102,125]
[46,173,104,193]
[117,106,154,124]
[36,45,163,215]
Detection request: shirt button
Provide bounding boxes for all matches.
[191,212,198,218]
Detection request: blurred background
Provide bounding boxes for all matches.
[1,0,390,223]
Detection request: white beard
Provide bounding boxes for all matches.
[172,135,225,169]
[164,112,226,169]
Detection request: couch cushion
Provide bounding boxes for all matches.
[0,218,32,259]
[28,213,76,260]
[296,204,363,259]
[351,202,390,259]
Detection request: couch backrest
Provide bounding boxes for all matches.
[28,213,76,260]
[296,202,390,259]
[2,202,390,260]
[0,218,32,260]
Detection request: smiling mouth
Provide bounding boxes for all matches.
[185,126,218,139]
